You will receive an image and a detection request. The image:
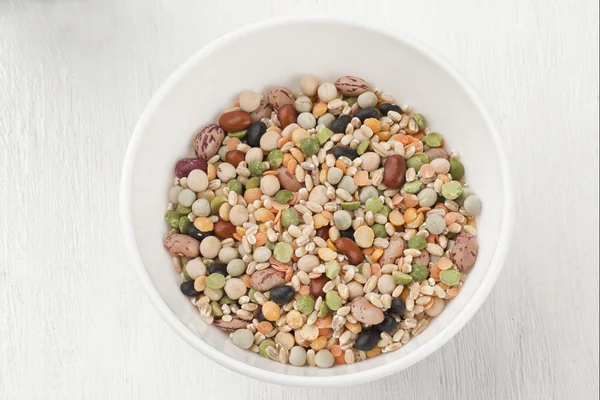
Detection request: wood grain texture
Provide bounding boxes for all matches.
[1,0,598,399]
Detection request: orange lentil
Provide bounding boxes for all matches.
[257,321,273,334]
[236,226,247,236]
[226,137,241,151]
[285,267,293,282]
[427,234,438,243]
[242,274,252,288]
[330,345,343,357]
[232,233,243,241]
[363,246,374,255]
[430,264,441,281]
[444,213,457,226]
[299,285,311,295]
[354,170,369,186]
[414,132,424,140]
[423,297,435,310]
[315,314,333,328]
[335,160,347,173]
[254,232,268,247]
[277,136,290,148]
[334,352,347,365]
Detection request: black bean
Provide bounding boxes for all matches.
[270,285,295,305]
[180,280,201,297]
[247,121,267,148]
[378,103,403,116]
[208,263,228,276]
[186,224,213,242]
[339,228,355,240]
[390,298,406,316]
[355,328,380,351]
[376,313,398,333]
[331,115,352,133]
[255,309,266,322]
[333,146,359,160]
[354,107,379,121]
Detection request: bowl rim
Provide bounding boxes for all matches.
[120,16,515,387]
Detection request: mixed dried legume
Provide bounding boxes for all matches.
[163,75,482,367]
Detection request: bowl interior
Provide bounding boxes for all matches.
[123,19,508,384]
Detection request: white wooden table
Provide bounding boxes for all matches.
[1,1,598,399]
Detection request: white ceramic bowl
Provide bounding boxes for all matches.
[120,17,514,387]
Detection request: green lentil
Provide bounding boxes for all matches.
[210,196,227,214]
[403,180,423,194]
[344,96,358,106]
[301,138,320,156]
[228,129,247,139]
[357,140,370,155]
[265,241,276,251]
[165,210,180,228]
[408,235,427,250]
[413,113,426,130]
[325,291,342,310]
[449,160,465,180]
[281,208,299,229]
[273,242,293,263]
[206,273,226,289]
[178,216,191,232]
[341,201,361,210]
[258,339,276,357]
[275,190,294,204]
[393,271,413,285]
[248,161,267,176]
[410,263,429,282]
[248,288,258,304]
[365,197,383,213]
[318,302,329,318]
[406,153,429,171]
[296,295,315,315]
[325,260,340,280]
[440,269,461,286]
[211,301,223,316]
[316,127,333,145]
[371,224,387,238]
[268,149,283,169]
[424,132,443,147]
[219,295,236,305]
[227,179,243,194]
[245,177,261,189]
[176,204,192,214]
[441,181,463,200]
[378,206,390,218]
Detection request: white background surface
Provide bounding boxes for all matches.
[0,0,598,399]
